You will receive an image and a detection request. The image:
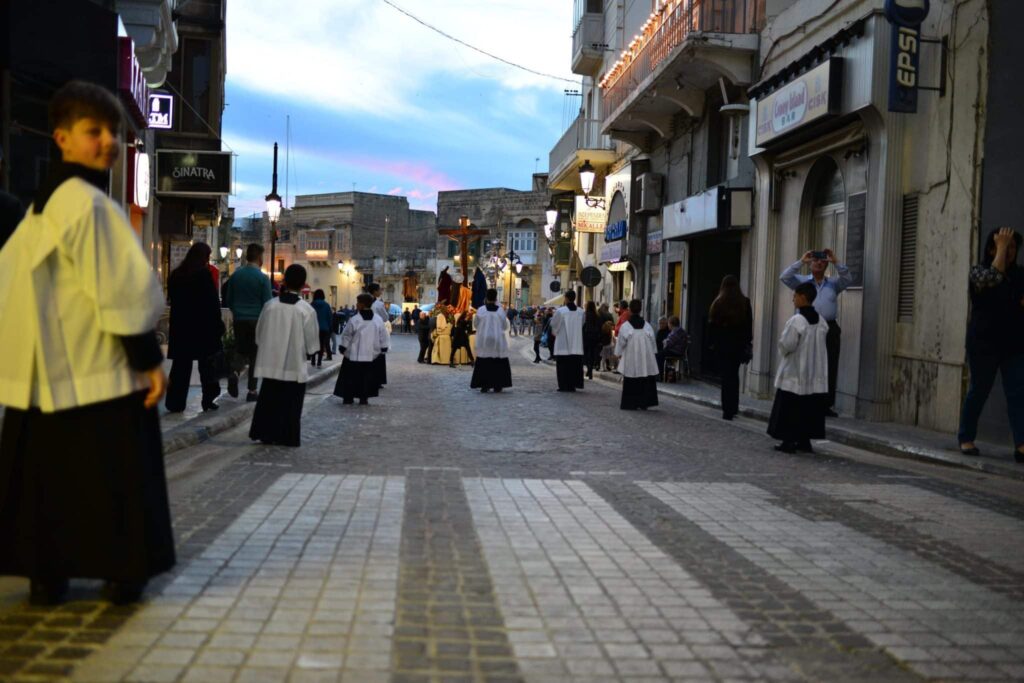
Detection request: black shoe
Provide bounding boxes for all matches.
[449,364,456,368]
[342,399,354,405]
[796,440,815,453]
[533,359,541,363]
[246,391,259,402]
[480,388,489,393]
[722,414,734,421]
[29,578,68,606]
[103,580,145,605]
[825,408,839,418]
[494,388,502,393]
[201,402,219,412]
[359,399,369,405]
[774,442,797,453]
[959,445,981,456]
[227,374,239,398]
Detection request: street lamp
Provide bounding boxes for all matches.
[219,245,229,260]
[578,159,606,209]
[235,246,243,260]
[545,201,558,228]
[266,142,282,289]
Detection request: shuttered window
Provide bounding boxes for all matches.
[897,194,919,322]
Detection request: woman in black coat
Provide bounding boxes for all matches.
[166,243,225,412]
[582,301,603,380]
[707,275,753,421]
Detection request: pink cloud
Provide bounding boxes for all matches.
[387,186,404,196]
[291,143,463,193]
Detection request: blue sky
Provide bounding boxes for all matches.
[223,0,577,216]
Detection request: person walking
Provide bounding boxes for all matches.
[707,275,753,421]
[225,243,271,402]
[615,299,660,410]
[471,289,513,393]
[416,311,432,363]
[780,248,852,416]
[0,80,174,605]
[582,301,603,380]
[958,227,1024,462]
[165,242,224,412]
[310,289,333,366]
[449,310,475,367]
[249,265,320,445]
[768,282,829,453]
[532,309,547,363]
[507,306,518,337]
[551,291,585,392]
[334,293,388,406]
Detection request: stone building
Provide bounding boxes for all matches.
[435,174,553,308]
[250,191,437,308]
[552,0,1012,438]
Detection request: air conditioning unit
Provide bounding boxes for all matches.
[637,173,663,214]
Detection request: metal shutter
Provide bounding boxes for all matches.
[897,194,919,322]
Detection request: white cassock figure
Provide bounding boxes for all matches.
[550,291,586,392]
[614,304,660,410]
[471,292,512,393]
[333,298,389,405]
[369,286,390,388]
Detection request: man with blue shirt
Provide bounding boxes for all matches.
[225,244,272,401]
[780,248,852,417]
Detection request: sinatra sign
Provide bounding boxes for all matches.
[885,0,930,113]
[156,150,232,196]
[755,59,842,147]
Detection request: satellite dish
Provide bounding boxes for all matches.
[549,280,561,293]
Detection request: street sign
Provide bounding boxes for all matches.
[580,266,602,288]
[885,0,931,113]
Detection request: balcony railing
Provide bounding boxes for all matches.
[549,114,615,178]
[600,0,764,117]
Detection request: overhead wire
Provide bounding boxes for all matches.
[377,0,577,84]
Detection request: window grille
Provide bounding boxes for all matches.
[897,194,919,322]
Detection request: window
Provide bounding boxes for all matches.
[303,233,330,251]
[180,38,212,133]
[897,194,919,322]
[508,231,537,253]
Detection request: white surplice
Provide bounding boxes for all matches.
[615,320,660,378]
[550,305,585,356]
[473,305,510,358]
[341,313,388,362]
[774,312,829,395]
[254,298,320,382]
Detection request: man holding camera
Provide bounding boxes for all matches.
[781,249,853,417]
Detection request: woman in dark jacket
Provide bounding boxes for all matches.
[449,311,475,367]
[166,243,225,412]
[707,275,753,421]
[582,301,603,380]
[958,227,1024,462]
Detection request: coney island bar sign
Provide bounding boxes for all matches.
[755,59,842,146]
[156,150,232,196]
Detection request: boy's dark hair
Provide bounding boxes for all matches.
[368,282,381,295]
[564,290,576,302]
[49,80,124,131]
[246,243,264,262]
[284,264,306,291]
[356,293,374,307]
[485,288,498,301]
[313,289,325,300]
[795,282,818,304]
[629,298,643,315]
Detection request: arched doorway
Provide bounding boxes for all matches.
[606,192,630,302]
[803,157,846,259]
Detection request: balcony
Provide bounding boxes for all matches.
[548,114,618,192]
[600,0,763,147]
[572,12,604,75]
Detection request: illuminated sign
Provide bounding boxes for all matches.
[604,219,627,242]
[156,150,232,196]
[148,93,174,129]
[755,59,842,146]
[574,196,607,234]
[118,37,150,128]
[135,152,150,208]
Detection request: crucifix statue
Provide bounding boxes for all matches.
[439,215,489,282]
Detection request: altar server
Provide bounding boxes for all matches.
[249,265,320,447]
[368,282,390,388]
[615,299,660,410]
[0,81,174,605]
[334,293,389,405]
[471,289,512,393]
[550,290,586,392]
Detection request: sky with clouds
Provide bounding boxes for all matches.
[224,0,577,219]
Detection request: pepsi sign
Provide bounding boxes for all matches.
[885,0,930,113]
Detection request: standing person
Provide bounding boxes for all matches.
[598,302,615,327]
[615,299,660,410]
[958,227,1024,462]
[532,309,546,363]
[655,316,670,379]
[768,282,829,453]
[368,283,390,388]
[582,301,603,380]
[0,80,174,605]
[225,243,271,402]
[707,275,753,421]
[551,291,585,392]
[507,306,518,337]
[614,299,631,335]
[411,305,421,332]
[449,311,475,367]
[249,265,320,446]
[545,308,557,357]
[780,248,852,416]
[334,293,389,405]
[165,242,224,412]
[600,318,617,372]
[310,289,333,366]
[402,308,412,334]
[471,289,512,393]
[416,312,433,363]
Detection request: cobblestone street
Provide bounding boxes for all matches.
[2,335,1024,683]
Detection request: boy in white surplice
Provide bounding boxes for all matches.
[249,265,320,447]
[333,293,389,405]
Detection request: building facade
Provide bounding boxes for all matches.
[435,175,552,308]
[552,0,1010,437]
